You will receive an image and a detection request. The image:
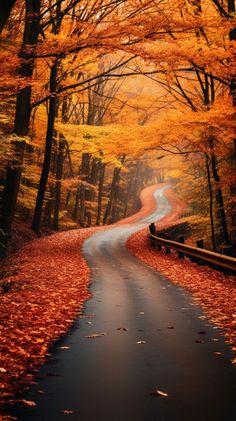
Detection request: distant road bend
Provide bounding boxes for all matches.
[11,185,236,421]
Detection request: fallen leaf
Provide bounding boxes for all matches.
[59,346,70,350]
[136,340,146,344]
[21,400,37,407]
[63,409,74,414]
[84,333,106,339]
[35,338,44,343]
[0,368,7,373]
[139,312,145,315]
[151,389,168,397]
[117,327,128,331]
[167,326,174,329]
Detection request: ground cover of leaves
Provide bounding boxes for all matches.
[126,230,236,353]
[0,227,103,413]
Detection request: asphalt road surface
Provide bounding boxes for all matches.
[10,186,235,420]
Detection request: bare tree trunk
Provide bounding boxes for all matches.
[32,60,58,234]
[209,136,231,245]
[72,186,80,222]
[0,0,41,235]
[96,162,105,226]
[14,0,41,135]
[79,186,86,226]
[0,167,21,233]
[205,153,217,250]
[53,136,66,230]
[0,0,17,34]
[103,166,121,225]
[78,153,90,226]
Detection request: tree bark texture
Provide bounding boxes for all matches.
[53,136,66,230]
[0,0,17,34]
[205,153,217,251]
[14,0,42,136]
[209,137,231,245]
[32,60,58,234]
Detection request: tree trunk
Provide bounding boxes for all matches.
[78,153,90,226]
[0,0,17,34]
[0,166,21,233]
[72,186,80,222]
[209,136,231,245]
[103,166,121,225]
[0,0,41,236]
[205,153,217,251]
[53,136,66,230]
[96,162,105,226]
[14,0,41,135]
[32,60,58,234]
[79,186,86,227]
[229,1,236,83]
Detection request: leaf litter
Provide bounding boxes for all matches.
[0,226,105,411]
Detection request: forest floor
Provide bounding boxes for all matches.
[0,185,235,417]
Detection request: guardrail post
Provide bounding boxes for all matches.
[165,246,171,254]
[195,239,204,265]
[178,236,185,258]
[196,239,204,248]
[149,223,156,248]
[222,245,233,257]
[157,242,162,251]
[149,223,156,235]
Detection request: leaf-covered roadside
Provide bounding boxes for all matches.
[126,230,236,353]
[0,227,103,411]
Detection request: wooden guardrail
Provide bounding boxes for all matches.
[148,225,236,274]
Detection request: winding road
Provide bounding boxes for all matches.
[10,186,235,420]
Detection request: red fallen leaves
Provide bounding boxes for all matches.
[0,226,105,412]
[127,229,236,351]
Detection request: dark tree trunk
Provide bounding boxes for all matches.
[0,0,17,34]
[72,186,80,222]
[79,186,86,226]
[14,0,41,135]
[32,60,58,234]
[65,189,71,208]
[209,137,231,245]
[123,162,140,218]
[0,1,41,236]
[96,162,105,226]
[205,153,217,251]
[53,136,66,230]
[0,167,21,233]
[78,153,90,226]
[103,166,121,225]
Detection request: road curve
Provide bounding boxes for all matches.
[10,185,235,421]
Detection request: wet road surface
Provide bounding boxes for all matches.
[9,186,235,420]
